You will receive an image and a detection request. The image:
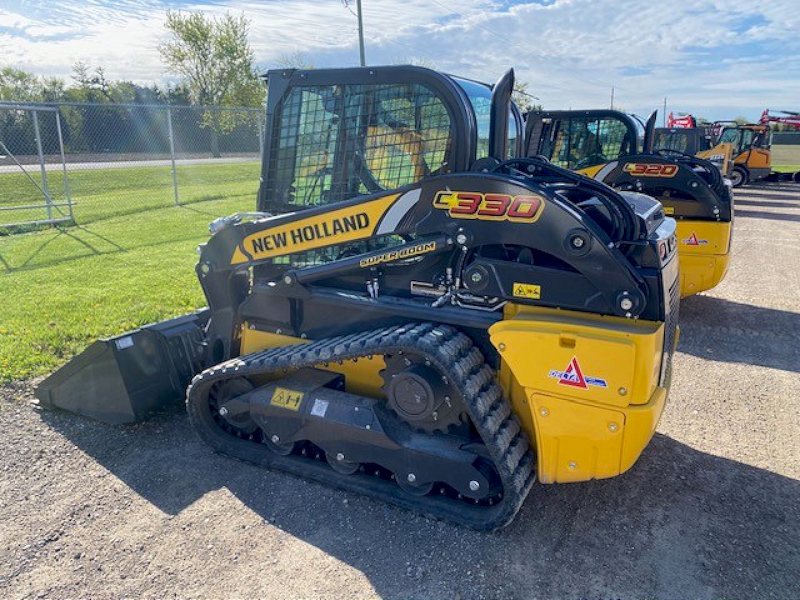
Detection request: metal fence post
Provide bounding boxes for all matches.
[167,106,180,206]
[31,109,53,221]
[55,109,74,222]
[257,113,265,163]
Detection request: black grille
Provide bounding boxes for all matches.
[264,83,453,209]
[661,273,680,386]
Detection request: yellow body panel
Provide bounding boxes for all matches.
[697,142,734,176]
[489,304,669,484]
[676,220,732,297]
[735,148,771,171]
[576,164,605,178]
[231,193,400,265]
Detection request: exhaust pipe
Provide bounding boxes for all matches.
[35,310,209,424]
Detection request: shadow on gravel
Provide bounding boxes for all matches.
[39,406,800,600]
[745,183,799,192]
[735,209,800,223]
[737,193,800,203]
[679,295,800,373]
[734,199,800,209]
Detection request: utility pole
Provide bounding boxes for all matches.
[356,0,366,66]
[610,86,614,110]
[663,97,667,126]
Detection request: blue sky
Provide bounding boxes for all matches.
[1,0,798,121]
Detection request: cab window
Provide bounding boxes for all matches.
[267,82,454,207]
[454,78,492,160]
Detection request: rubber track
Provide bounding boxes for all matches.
[186,323,536,531]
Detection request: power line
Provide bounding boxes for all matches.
[426,0,621,92]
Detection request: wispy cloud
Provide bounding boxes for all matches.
[1,0,797,120]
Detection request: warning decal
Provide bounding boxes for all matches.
[682,232,708,246]
[513,282,541,299]
[271,387,304,411]
[548,357,608,389]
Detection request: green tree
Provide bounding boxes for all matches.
[0,67,46,101]
[277,51,316,70]
[159,10,263,156]
[389,57,437,69]
[512,80,541,113]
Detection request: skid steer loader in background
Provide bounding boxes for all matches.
[713,121,772,187]
[652,125,735,178]
[36,66,680,530]
[526,109,733,298]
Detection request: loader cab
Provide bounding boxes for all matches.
[653,128,712,155]
[258,66,522,215]
[525,110,639,172]
[717,123,770,154]
[653,128,732,176]
[715,123,772,185]
[526,108,734,298]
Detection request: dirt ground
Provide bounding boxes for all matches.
[1,183,798,600]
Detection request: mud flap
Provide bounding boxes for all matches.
[34,310,209,424]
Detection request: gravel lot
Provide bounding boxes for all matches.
[1,183,798,600]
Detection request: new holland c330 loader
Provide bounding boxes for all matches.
[36,67,680,530]
[526,109,734,298]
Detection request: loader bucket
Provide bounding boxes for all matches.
[35,310,209,425]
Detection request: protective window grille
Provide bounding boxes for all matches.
[595,118,631,161]
[550,117,631,169]
[266,83,454,209]
[654,130,691,153]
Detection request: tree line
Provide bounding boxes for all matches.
[0,12,263,158]
[0,10,541,158]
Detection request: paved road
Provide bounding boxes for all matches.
[0,155,259,174]
[1,183,798,599]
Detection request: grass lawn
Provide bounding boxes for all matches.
[771,144,800,168]
[0,196,246,382]
[772,164,800,173]
[0,161,259,231]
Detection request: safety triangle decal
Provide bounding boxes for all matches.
[558,357,588,388]
[548,357,608,389]
[682,232,708,246]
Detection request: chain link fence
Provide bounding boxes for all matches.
[0,103,73,230]
[0,102,263,232]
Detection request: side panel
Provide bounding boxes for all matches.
[676,220,732,297]
[736,148,771,172]
[697,142,734,176]
[490,304,667,483]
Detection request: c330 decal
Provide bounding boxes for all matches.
[433,191,545,223]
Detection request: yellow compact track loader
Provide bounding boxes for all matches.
[526,109,733,298]
[714,122,771,187]
[652,126,735,178]
[36,67,680,530]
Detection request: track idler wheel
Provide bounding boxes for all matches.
[262,434,295,456]
[396,472,434,497]
[382,353,465,433]
[211,378,258,437]
[326,451,360,475]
